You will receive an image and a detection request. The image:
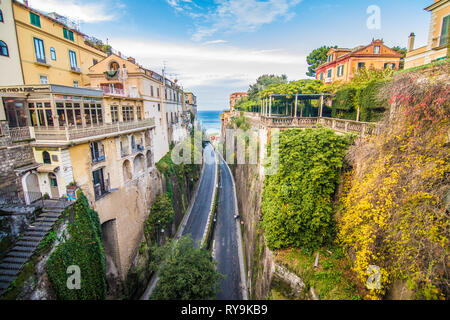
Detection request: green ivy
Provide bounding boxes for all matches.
[261,127,352,251]
[145,194,174,241]
[46,190,107,300]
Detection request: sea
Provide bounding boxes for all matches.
[197,110,222,135]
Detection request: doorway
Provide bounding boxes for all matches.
[48,173,59,198]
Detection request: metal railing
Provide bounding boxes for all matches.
[34,118,155,142]
[5,127,32,141]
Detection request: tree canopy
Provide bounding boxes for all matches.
[150,236,223,300]
[306,46,337,77]
[248,74,288,99]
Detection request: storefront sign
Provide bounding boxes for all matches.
[0,86,51,93]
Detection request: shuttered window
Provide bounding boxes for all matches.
[440,15,449,46]
[30,12,41,27]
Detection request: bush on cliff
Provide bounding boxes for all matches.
[261,127,352,250]
[46,190,106,300]
[150,236,222,300]
[337,63,450,299]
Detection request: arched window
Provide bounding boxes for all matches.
[0,41,8,57]
[50,47,56,60]
[43,151,51,164]
[0,10,4,23]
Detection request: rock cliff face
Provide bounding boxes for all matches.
[232,163,272,299]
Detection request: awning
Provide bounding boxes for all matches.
[14,163,42,174]
[36,164,60,173]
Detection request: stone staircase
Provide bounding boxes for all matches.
[0,205,66,296]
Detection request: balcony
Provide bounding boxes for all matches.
[34,118,156,144]
[70,66,82,74]
[34,57,51,67]
[101,86,125,96]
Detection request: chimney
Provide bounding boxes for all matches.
[408,33,415,52]
[127,57,136,64]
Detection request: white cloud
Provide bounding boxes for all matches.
[203,40,228,45]
[166,0,303,41]
[111,38,307,109]
[28,0,124,23]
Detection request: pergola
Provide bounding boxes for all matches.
[258,93,332,118]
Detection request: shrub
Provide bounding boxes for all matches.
[261,127,352,250]
[46,190,106,299]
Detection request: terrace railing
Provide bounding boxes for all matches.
[34,118,155,142]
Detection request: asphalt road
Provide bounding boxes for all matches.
[182,143,217,246]
[213,158,243,300]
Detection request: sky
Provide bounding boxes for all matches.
[27,0,431,111]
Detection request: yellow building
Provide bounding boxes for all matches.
[12,0,107,87]
[405,0,449,68]
[184,92,197,117]
[316,40,403,84]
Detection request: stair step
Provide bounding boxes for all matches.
[8,251,33,258]
[26,225,51,232]
[36,217,58,223]
[2,257,27,264]
[10,246,35,253]
[21,236,44,242]
[0,268,21,276]
[16,241,40,248]
[0,275,16,283]
[0,263,23,271]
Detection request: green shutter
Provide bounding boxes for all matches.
[30,12,41,27]
[69,31,74,41]
[440,15,449,46]
[63,28,68,39]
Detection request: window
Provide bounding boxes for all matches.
[50,47,56,60]
[69,50,77,69]
[111,105,119,123]
[0,10,3,23]
[374,46,380,54]
[0,41,8,57]
[122,105,134,122]
[63,28,74,41]
[93,168,107,200]
[137,105,142,120]
[151,86,154,97]
[337,65,344,77]
[328,54,334,62]
[34,37,46,63]
[30,12,41,27]
[90,142,105,163]
[358,62,366,69]
[40,75,48,84]
[384,63,395,69]
[158,104,160,112]
[327,69,332,78]
[43,151,51,164]
[93,59,98,66]
[319,73,323,81]
[440,15,449,46]
[73,81,79,88]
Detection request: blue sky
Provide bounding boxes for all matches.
[29,0,431,110]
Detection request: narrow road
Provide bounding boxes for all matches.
[213,158,243,300]
[141,143,216,299]
[182,143,216,246]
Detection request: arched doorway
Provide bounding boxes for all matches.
[101,219,121,283]
[133,154,145,175]
[122,160,132,183]
[43,151,51,164]
[23,172,41,204]
[48,173,59,198]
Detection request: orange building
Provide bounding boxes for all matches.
[229,92,248,110]
[315,40,403,84]
[405,0,449,69]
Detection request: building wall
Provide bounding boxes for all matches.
[405,1,449,69]
[13,1,106,86]
[0,0,24,86]
[68,133,161,278]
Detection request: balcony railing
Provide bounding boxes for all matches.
[6,127,32,141]
[34,118,155,142]
[101,86,125,96]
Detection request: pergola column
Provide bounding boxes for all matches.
[294,94,298,118]
[319,93,324,118]
[269,96,272,117]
